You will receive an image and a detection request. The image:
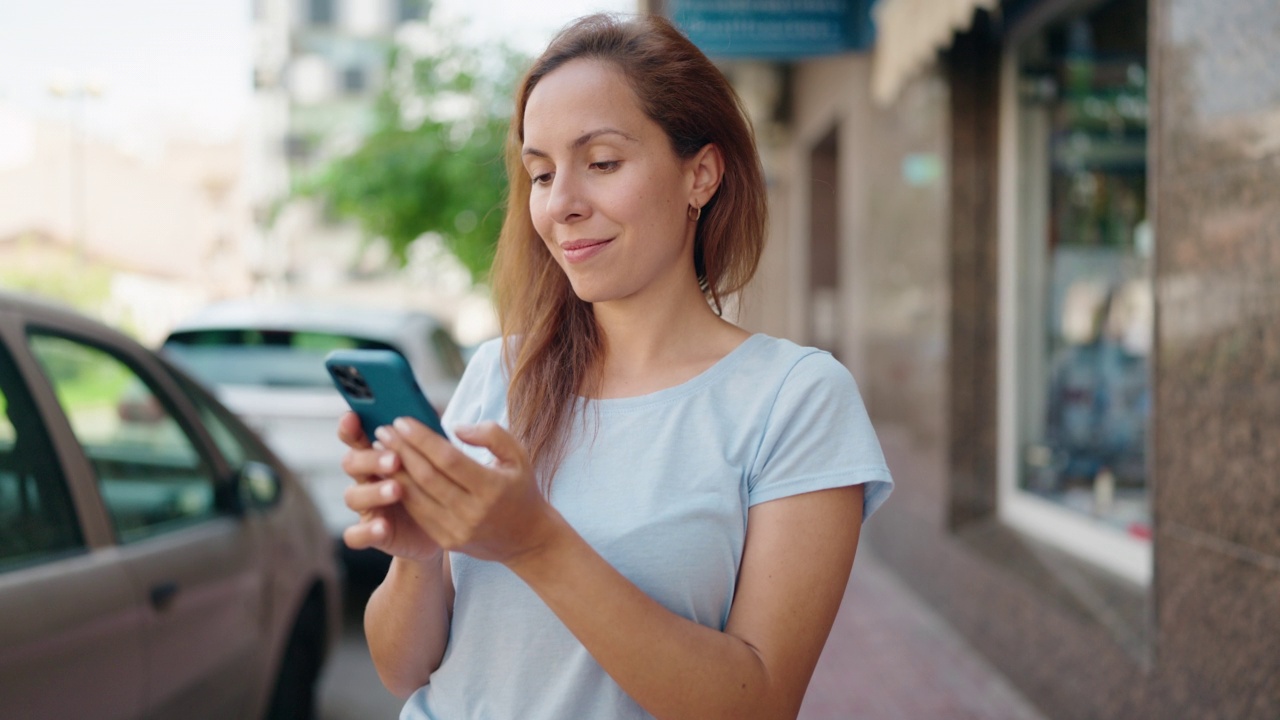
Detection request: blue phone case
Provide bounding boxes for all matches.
[324,349,446,440]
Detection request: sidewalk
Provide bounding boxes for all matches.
[800,551,1048,720]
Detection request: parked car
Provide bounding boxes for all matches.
[159,299,467,584]
[0,290,340,720]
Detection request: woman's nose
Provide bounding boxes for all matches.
[546,172,590,224]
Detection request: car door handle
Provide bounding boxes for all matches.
[149,581,180,611]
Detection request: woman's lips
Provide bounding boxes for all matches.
[560,238,612,264]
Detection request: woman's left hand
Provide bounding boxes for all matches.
[372,418,562,566]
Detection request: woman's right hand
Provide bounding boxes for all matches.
[338,412,442,564]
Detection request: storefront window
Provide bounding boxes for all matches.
[1010,0,1152,559]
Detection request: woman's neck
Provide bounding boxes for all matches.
[590,279,749,399]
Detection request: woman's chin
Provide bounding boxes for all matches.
[566,278,618,305]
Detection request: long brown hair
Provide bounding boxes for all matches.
[489,13,767,483]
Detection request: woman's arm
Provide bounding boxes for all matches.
[337,412,455,698]
[510,484,863,720]
[363,553,454,699]
[377,417,864,720]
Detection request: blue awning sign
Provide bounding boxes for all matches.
[671,0,876,59]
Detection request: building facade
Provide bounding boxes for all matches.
[249,0,428,291]
[0,105,251,343]
[661,0,1280,717]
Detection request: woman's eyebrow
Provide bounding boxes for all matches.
[522,127,638,158]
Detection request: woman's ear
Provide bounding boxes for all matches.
[687,143,725,209]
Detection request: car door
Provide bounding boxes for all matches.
[25,329,268,720]
[0,324,146,720]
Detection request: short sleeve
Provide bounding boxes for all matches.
[440,338,507,464]
[747,352,893,520]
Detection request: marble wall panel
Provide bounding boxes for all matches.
[1154,0,1280,560]
[1154,526,1280,717]
[942,16,1002,529]
[1147,1,1280,711]
[1159,0,1280,181]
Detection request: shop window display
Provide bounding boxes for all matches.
[1013,0,1152,544]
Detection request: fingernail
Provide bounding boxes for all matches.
[381,482,395,499]
[393,417,411,433]
[371,520,386,537]
[380,453,396,472]
[375,426,392,443]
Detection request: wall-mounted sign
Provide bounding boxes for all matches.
[671,0,876,60]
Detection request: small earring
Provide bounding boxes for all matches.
[688,204,702,222]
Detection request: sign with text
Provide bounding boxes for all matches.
[671,0,876,59]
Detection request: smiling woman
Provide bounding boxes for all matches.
[337,13,894,720]
[522,62,715,316]
[495,16,768,477]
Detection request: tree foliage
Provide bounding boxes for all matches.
[300,26,527,284]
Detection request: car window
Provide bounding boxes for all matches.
[193,400,247,468]
[163,329,399,389]
[0,341,83,570]
[28,333,220,543]
[168,369,270,470]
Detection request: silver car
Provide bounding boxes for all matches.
[0,290,340,720]
[160,300,466,583]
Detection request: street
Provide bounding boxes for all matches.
[799,552,1044,720]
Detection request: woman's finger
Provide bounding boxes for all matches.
[393,481,471,550]
[343,479,401,513]
[375,423,472,506]
[366,457,475,550]
[342,518,387,551]
[453,421,528,471]
[337,411,372,449]
[341,446,400,483]
[391,418,495,490]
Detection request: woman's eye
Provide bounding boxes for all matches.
[590,160,620,172]
[532,172,554,186]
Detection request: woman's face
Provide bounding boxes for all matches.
[522,59,700,306]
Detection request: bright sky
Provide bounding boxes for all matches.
[0,0,251,145]
[0,0,635,147]
[435,0,638,55]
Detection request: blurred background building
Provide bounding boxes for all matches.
[0,99,251,344]
[249,0,436,301]
[0,0,504,345]
[651,0,1280,717]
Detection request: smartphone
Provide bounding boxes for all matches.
[324,349,446,441]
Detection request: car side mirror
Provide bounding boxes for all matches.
[237,460,282,510]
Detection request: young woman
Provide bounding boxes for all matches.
[338,13,893,720]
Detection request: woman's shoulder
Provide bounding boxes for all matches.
[442,337,509,428]
[735,334,854,388]
[467,336,506,370]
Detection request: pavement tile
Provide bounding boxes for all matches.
[800,551,1048,720]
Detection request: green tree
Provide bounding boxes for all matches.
[300,26,527,284]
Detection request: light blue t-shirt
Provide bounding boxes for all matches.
[402,333,893,720]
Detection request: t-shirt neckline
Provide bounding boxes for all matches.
[586,333,766,412]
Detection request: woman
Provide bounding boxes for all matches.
[338,13,892,720]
